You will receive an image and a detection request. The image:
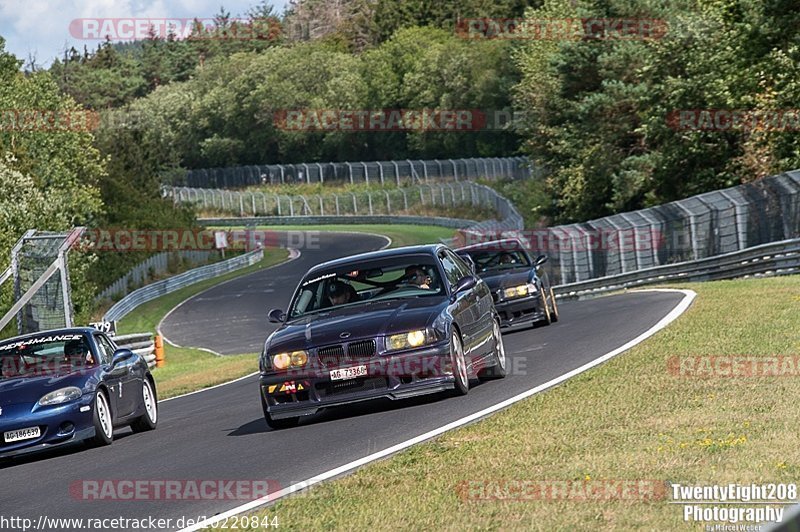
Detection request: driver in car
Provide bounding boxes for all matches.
[327,280,355,306]
[405,265,432,289]
[64,338,95,367]
[498,252,517,265]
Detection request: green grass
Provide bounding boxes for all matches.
[204,224,458,249]
[117,248,288,399]
[243,275,800,530]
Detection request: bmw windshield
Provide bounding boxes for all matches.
[462,249,530,273]
[289,256,444,318]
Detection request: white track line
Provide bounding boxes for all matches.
[179,288,697,532]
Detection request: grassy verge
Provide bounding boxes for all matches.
[117,248,288,399]
[246,276,800,530]
[204,224,458,249]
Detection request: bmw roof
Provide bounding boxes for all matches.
[304,244,448,276]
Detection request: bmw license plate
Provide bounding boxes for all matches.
[4,426,41,443]
[329,365,368,381]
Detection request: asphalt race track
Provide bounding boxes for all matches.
[1,232,689,529]
[159,231,391,355]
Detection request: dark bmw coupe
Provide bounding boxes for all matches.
[457,239,559,328]
[259,244,506,429]
[0,328,157,459]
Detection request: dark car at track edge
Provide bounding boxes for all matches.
[0,328,158,459]
[456,239,559,328]
[259,244,507,429]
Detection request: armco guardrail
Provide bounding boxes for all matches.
[103,249,264,323]
[553,238,800,299]
[201,214,476,229]
[165,181,506,219]
[113,333,155,369]
[179,156,532,188]
[97,250,219,302]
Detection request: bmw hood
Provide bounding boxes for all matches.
[478,268,534,291]
[269,297,447,352]
[0,370,95,407]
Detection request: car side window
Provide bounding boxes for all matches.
[94,334,115,364]
[447,250,473,278]
[439,251,463,288]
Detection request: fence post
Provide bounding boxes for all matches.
[450,159,458,181]
[379,163,385,185]
[421,160,429,183]
[335,194,340,215]
[363,162,370,185]
[352,193,358,214]
[346,162,354,184]
[368,192,374,215]
[385,190,391,213]
[402,189,408,211]
[317,163,324,184]
[393,161,400,186]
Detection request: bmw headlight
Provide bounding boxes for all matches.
[271,350,308,370]
[502,283,537,300]
[38,386,82,406]
[387,329,438,351]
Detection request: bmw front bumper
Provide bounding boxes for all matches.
[260,341,455,419]
[494,293,546,327]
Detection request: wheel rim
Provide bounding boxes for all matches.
[542,292,550,320]
[494,321,506,369]
[453,334,468,387]
[96,393,112,438]
[143,381,157,423]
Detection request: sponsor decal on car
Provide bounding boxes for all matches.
[0,334,83,351]
[267,381,307,394]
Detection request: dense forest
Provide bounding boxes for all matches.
[2,0,799,319]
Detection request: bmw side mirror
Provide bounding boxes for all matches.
[268,308,286,324]
[453,275,477,295]
[535,254,549,267]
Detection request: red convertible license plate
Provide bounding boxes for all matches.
[329,365,368,381]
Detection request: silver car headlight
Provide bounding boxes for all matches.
[38,386,83,406]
